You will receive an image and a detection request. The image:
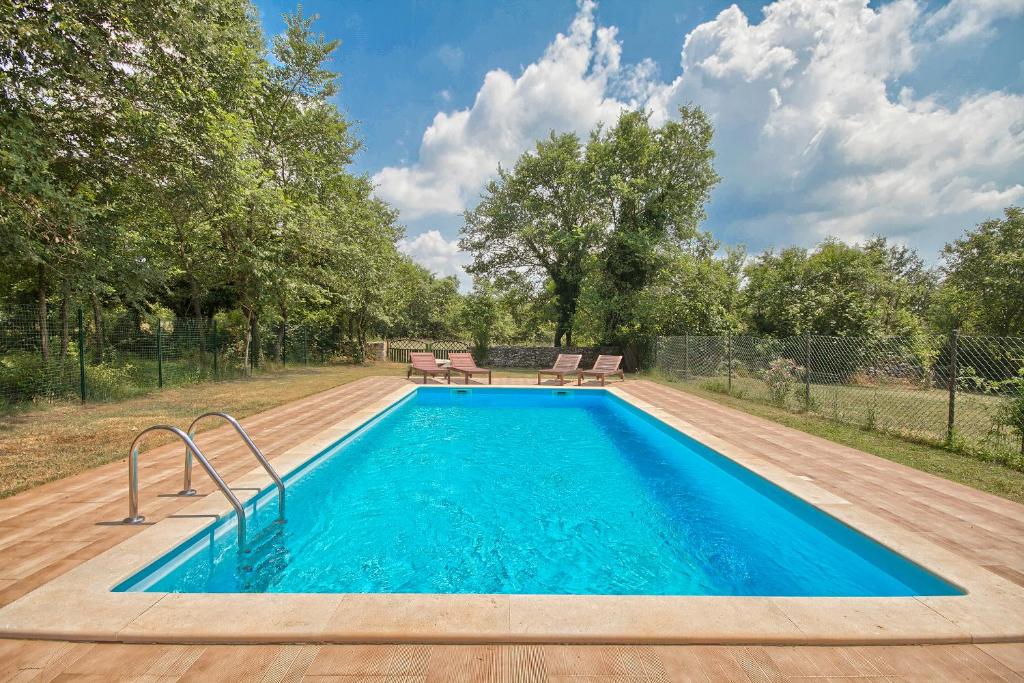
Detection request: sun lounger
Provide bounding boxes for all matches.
[537,353,582,386]
[578,355,624,386]
[448,352,492,385]
[407,352,450,384]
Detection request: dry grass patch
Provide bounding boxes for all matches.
[0,363,409,499]
[0,363,560,499]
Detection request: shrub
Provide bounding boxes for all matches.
[995,369,1024,455]
[0,350,79,406]
[85,363,147,401]
[762,357,798,406]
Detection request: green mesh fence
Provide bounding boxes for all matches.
[655,333,1024,465]
[0,305,363,411]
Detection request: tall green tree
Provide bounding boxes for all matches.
[461,132,602,346]
[587,106,720,349]
[743,238,934,338]
[934,207,1024,336]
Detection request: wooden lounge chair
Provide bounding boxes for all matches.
[407,352,450,384]
[448,352,492,385]
[537,353,582,386]
[578,355,625,386]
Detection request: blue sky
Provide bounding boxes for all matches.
[254,0,1024,285]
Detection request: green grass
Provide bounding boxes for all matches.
[672,371,1023,468]
[650,373,1024,505]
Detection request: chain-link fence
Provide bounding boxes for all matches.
[654,332,1024,467]
[0,305,367,411]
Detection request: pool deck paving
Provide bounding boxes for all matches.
[0,375,1023,680]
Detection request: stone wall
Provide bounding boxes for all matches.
[365,341,386,361]
[482,345,622,369]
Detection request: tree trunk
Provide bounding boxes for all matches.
[37,266,50,362]
[274,308,287,363]
[242,307,253,375]
[191,291,207,370]
[249,310,261,370]
[59,286,70,361]
[91,292,105,362]
[551,277,579,349]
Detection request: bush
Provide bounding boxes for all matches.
[0,350,79,406]
[995,369,1024,455]
[85,363,147,401]
[762,357,798,406]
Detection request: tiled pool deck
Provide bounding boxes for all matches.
[1,376,1023,680]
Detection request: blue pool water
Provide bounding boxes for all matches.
[116,388,961,596]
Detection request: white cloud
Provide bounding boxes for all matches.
[646,0,1024,246]
[373,0,629,220]
[377,0,1024,260]
[397,230,471,285]
[925,0,1024,43]
[437,44,465,72]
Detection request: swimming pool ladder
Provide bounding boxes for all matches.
[183,412,285,520]
[124,425,247,547]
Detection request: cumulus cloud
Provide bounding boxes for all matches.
[377,0,1024,263]
[926,0,1024,43]
[373,0,629,220]
[397,230,471,284]
[646,0,1024,246]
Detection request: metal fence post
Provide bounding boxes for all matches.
[683,333,689,380]
[304,329,309,366]
[804,333,811,410]
[282,324,287,367]
[946,328,958,444]
[726,331,733,393]
[156,318,163,388]
[77,306,86,402]
[211,320,218,378]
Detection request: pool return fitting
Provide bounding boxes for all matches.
[123,413,285,550]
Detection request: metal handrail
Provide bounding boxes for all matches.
[124,425,247,548]
[184,412,285,520]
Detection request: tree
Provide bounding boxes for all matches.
[386,261,464,339]
[461,132,603,346]
[935,207,1024,336]
[646,241,745,335]
[742,238,935,338]
[460,281,508,357]
[587,106,720,349]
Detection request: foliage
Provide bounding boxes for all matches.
[935,206,1024,336]
[587,107,720,351]
[742,237,933,338]
[995,370,1024,454]
[461,132,603,346]
[0,0,448,361]
[762,357,799,406]
[461,107,720,353]
[460,282,508,358]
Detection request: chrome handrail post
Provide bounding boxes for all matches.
[125,440,144,524]
[124,425,247,549]
[180,443,196,496]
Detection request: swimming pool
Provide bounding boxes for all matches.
[116,387,961,597]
